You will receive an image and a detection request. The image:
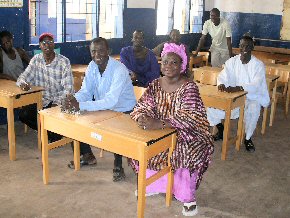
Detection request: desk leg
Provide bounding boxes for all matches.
[221,109,231,160]
[7,104,16,161]
[37,96,43,150]
[40,114,49,185]
[137,156,147,218]
[236,100,245,151]
[269,80,278,126]
[73,140,80,170]
[286,81,290,116]
[166,133,176,207]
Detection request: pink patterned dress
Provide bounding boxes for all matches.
[130,79,214,202]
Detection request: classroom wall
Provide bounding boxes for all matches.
[1,0,289,65]
[0,1,201,64]
[205,0,290,48]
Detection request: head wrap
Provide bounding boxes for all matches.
[39,32,54,42]
[161,43,187,73]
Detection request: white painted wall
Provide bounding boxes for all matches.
[205,0,283,15]
[127,0,155,9]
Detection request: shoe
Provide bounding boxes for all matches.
[134,190,159,197]
[112,167,126,182]
[182,202,198,216]
[67,153,97,169]
[213,123,224,141]
[213,132,223,141]
[245,138,255,152]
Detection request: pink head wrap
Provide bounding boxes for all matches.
[161,43,187,73]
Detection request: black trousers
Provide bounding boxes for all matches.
[19,102,62,142]
[74,110,132,168]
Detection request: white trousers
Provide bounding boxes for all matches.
[210,48,230,68]
[207,100,261,140]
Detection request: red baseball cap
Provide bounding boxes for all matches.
[39,32,54,42]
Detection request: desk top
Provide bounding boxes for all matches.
[39,106,175,144]
[71,64,87,75]
[265,63,290,71]
[266,74,280,82]
[0,79,44,97]
[194,66,223,72]
[39,106,122,128]
[198,84,247,100]
[96,114,176,144]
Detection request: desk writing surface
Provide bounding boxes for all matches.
[0,79,44,97]
[198,84,247,101]
[40,106,122,128]
[266,74,280,82]
[95,114,176,143]
[71,64,87,75]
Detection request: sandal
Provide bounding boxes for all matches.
[67,153,97,169]
[112,167,126,182]
[182,202,198,216]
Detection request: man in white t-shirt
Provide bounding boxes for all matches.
[194,8,232,67]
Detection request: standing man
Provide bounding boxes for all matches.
[194,8,233,67]
[63,37,136,182]
[16,32,74,142]
[207,36,270,152]
[0,30,30,81]
[120,30,160,87]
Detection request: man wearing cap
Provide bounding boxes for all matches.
[0,30,30,81]
[16,32,74,141]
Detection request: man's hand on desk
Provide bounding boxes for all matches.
[218,84,244,93]
[20,82,31,91]
[61,94,80,113]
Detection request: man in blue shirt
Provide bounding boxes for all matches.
[63,37,136,182]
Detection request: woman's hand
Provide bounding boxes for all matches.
[137,115,162,130]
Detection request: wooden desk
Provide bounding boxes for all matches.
[265,63,290,116]
[111,54,120,61]
[188,55,204,72]
[71,64,87,91]
[233,48,290,64]
[262,75,280,134]
[198,84,247,160]
[0,79,43,160]
[39,107,176,218]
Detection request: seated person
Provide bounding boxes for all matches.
[120,30,160,87]
[130,43,214,217]
[16,32,74,142]
[0,30,30,81]
[152,29,190,60]
[207,36,270,152]
[62,37,136,182]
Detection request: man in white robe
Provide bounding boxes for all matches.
[207,35,270,152]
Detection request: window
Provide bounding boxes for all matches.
[29,0,124,44]
[156,0,204,35]
[99,0,124,39]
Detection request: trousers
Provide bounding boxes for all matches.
[207,99,261,140]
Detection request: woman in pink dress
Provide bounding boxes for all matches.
[130,43,214,216]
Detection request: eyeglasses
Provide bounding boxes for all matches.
[41,40,54,45]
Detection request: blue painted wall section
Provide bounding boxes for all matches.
[204,10,290,49]
[0,3,201,65]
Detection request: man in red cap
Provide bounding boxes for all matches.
[16,32,74,142]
